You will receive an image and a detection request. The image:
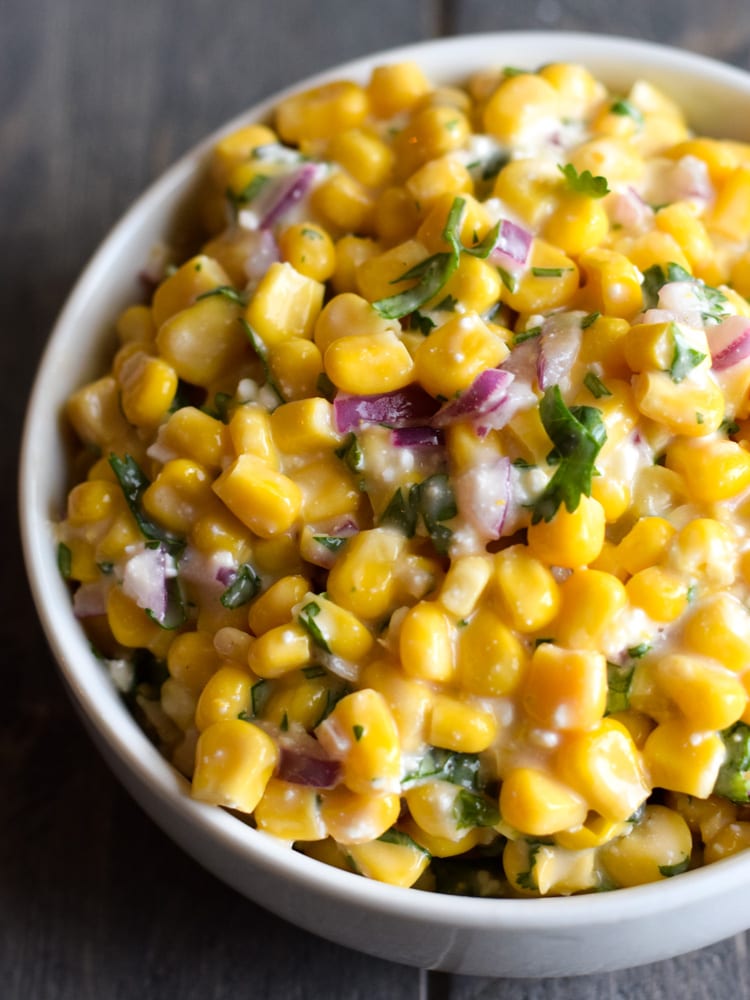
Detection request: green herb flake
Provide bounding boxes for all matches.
[249,679,271,718]
[301,227,323,239]
[627,642,651,659]
[453,788,501,830]
[610,99,644,124]
[530,386,607,524]
[145,577,186,630]
[515,842,543,891]
[109,454,185,556]
[377,828,430,856]
[512,457,536,469]
[715,721,750,803]
[658,857,690,878]
[379,486,418,537]
[606,660,636,715]
[581,311,601,329]
[353,724,364,742]
[687,583,698,603]
[558,162,610,198]
[668,324,707,383]
[57,542,72,580]
[335,433,364,474]
[220,563,261,609]
[302,665,327,679]
[316,371,337,402]
[721,417,741,436]
[195,285,247,307]
[583,371,613,399]
[434,293,459,311]
[401,747,481,791]
[312,535,348,554]
[513,325,542,345]
[226,173,270,213]
[503,66,527,77]
[497,267,519,293]
[531,266,570,278]
[97,561,114,575]
[412,310,436,335]
[640,262,731,323]
[240,318,285,404]
[297,601,331,652]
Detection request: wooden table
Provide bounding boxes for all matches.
[4,1,750,996]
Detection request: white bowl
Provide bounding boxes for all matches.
[20,32,750,978]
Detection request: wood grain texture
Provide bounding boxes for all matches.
[3,1,750,997]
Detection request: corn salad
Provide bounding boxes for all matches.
[57,57,750,897]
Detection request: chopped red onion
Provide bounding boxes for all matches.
[277,744,341,788]
[215,565,237,587]
[709,315,750,370]
[667,155,714,204]
[537,314,582,391]
[432,368,515,427]
[455,455,512,540]
[73,580,111,618]
[242,228,280,283]
[488,219,533,265]
[259,163,319,230]
[391,426,444,447]
[122,545,168,623]
[607,187,654,231]
[334,385,438,432]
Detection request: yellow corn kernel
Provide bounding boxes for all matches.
[296,592,373,663]
[228,404,279,468]
[212,454,302,538]
[255,778,327,842]
[329,128,394,188]
[543,192,609,257]
[165,631,221,693]
[263,673,334,731]
[293,456,360,523]
[608,709,656,749]
[624,320,694,374]
[632,370,724,437]
[527,495,605,569]
[249,539,302,580]
[500,768,588,837]
[670,517,736,585]
[245,261,324,347]
[457,605,526,697]
[142,458,215,535]
[414,312,508,399]
[430,253,503,315]
[599,805,693,887]
[275,80,368,144]
[522,644,607,732]
[356,238,429,304]
[156,296,247,388]
[311,171,376,235]
[402,817,483,859]
[268,336,324,402]
[347,833,430,887]
[208,122,277,186]
[555,814,628,851]
[269,398,342,454]
[667,791,736,843]
[416,192,492,254]
[66,479,117,526]
[374,186,421,245]
[704,822,750,864]
[492,158,560,228]
[151,255,231,330]
[428,694,497,754]
[313,292,398,354]
[190,506,253,560]
[247,622,311,678]
[656,653,747,730]
[276,221,336,283]
[617,231,692,275]
[194,665,253,731]
[331,235,381,295]
[192,718,277,812]
[569,137,644,185]
[394,105,471,177]
[316,688,401,796]
[367,61,431,118]
[492,545,560,633]
[576,248,644,319]
[67,376,131,449]
[106,586,172,654]
[683,593,750,670]
[539,63,603,115]
[503,838,598,896]
[591,478,631,524]
[708,165,750,241]
[405,780,469,841]
[116,303,155,345]
[438,555,491,619]
[730,251,750,299]
[483,72,559,145]
[405,156,473,211]
[577,315,631,377]
[666,437,750,502]
[247,575,309,636]
[398,601,455,683]
[591,101,641,140]
[61,537,99,583]
[161,407,231,471]
[213,626,253,664]
[644,719,725,798]
[324,330,415,394]
[503,239,579,314]
[93,511,143,565]
[556,719,650,822]
[664,137,742,183]
[615,517,676,576]
[326,528,405,620]
[320,787,400,845]
[625,566,688,622]
[655,202,718,281]
[555,570,627,650]
[359,657,432,752]
[160,676,197,732]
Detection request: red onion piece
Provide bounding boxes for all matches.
[259,163,319,230]
[243,228,280,282]
[432,369,514,427]
[607,187,654,231]
[537,314,582,392]
[666,155,714,204]
[334,385,438,433]
[122,545,167,623]
[73,580,111,618]
[709,315,750,370]
[488,219,533,265]
[391,426,444,448]
[216,565,236,587]
[455,455,513,540]
[276,729,342,788]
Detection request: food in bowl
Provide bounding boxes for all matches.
[54,52,750,899]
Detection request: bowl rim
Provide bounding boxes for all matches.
[19,29,750,933]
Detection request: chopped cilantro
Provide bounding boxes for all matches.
[226,173,270,213]
[249,679,271,718]
[145,577,186,630]
[513,325,542,345]
[512,457,536,469]
[503,66,526,77]
[658,858,690,877]
[220,563,261,609]
[353,724,364,741]
[610,99,644,124]
[335,433,364,474]
[627,642,651,659]
[297,601,331,652]
[497,267,519,293]
[434,293,459,311]
[195,285,247,307]
[583,371,612,399]
[453,788,501,830]
[531,266,570,278]
[240,318,285,405]
[377,829,430,855]
[721,417,740,436]
[606,660,635,714]
[411,311,436,335]
[312,535,349,553]
[581,311,601,329]
[57,542,72,580]
[530,386,607,524]
[109,454,185,556]
[640,262,731,323]
[515,842,543,891]
[379,473,456,554]
[401,747,481,791]
[558,162,610,198]
[302,665,327,679]
[714,721,750,803]
[316,371,337,402]
[669,324,707,383]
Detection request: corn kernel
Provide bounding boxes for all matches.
[428,694,497,754]
[500,768,588,837]
[269,397,342,453]
[347,833,430,887]
[66,480,117,526]
[194,665,253,731]
[704,822,750,864]
[325,330,415,394]
[106,586,172,655]
[491,544,560,633]
[331,235,381,295]
[247,575,309,635]
[359,657,432,752]
[414,312,508,399]
[367,62,431,118]
[311,171,376,235]
[142,459,215,535]
[576,248,644,319]
[268,336,324,402]
[275,81,368,144]
[316,688,401,795]
[555,569,627,650]
[522,644,607,732]
[683,593,750,670]
[116,303,155,344]
[503,239,579,314]
[192,718,278,812]
[615,517,675,575]
[161,407,231,471]
[666,437,750,502]
[439,555,491,619]
[212,454,302,537]
[625,565,688,622]
[483,73,559,145]
[247,622,312,678]
[543,192,609,257]
[457,605,526,697]
[151,255,231,330]
[643,719,725,797]
[229,404,279,468]
[399,601,455,683]
[156,296,247,388]
[709,166,750,241]
[599,805,693,887]
[656,653,747,730]
[527,495,606,569]
[278,222,336,282]
[319,787,400,845]
[255,778,327,842]
[329,128,394,188]
[327,528,405,620]
[245,262,324,347]
[632,370,724,437]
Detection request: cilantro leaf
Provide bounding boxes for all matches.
[515,842,544,891]
[583,371,612,399]
[530,386,607,524]
[297,601,331,653]
[606,660,635,715]
[372,252,458,319]
[558,162,610,198]
[669,325,707,383]
[226,173,270,214]
[109,454,185,556]
[610,99,644,125]
[196,285,247,307]
[57,542,72,580]
[401,747,481,791]
[377,829,430,855]
[379,474,456,554]
[453,788,500,830]
[714,721,750,803]
[640,262,731,324]
[658,858,690,878]
[335,433,364,474]
[240,318,285,405]
[220,563,261,609]
[312,535,349,553]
